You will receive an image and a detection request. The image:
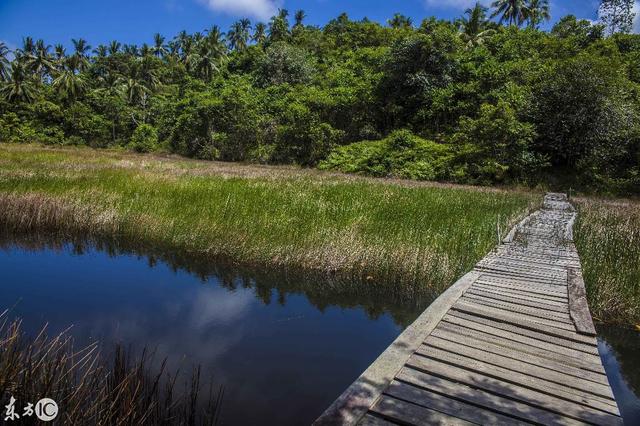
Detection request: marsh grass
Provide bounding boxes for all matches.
[0,311,222,425]
[574,197,640,325]
[0,144,538,297]
[0,144,537,295]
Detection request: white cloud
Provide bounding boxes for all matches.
[199,0,281,20]
[634,1,640,33]
[423,0,477,10]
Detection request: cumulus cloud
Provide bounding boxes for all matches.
[199,0,282,20]
[423,0,477,10]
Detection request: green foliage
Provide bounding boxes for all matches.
[320,130,454,181]
[129,124,159,153]
[2,9,640,193]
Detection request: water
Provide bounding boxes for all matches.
[598,325,640,423]
[2,237,639,425]
[0,236,428,425]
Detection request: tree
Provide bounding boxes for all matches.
[0,42,10,81]
[94,44,108,58]
[228,19,251,51]
[294,10,306,27]
[152,33,168,58]
[269,11,291,42]
[52,57,87,102]
[72,38,91,71]
[459,2,495,47]
[599,0,635,35]
[526,0,551,29]
[253,23,267,44]
[388,13,413,29]
[54,44,66,60]
[108,40,121,56]
[491,0,527,26]
[27,40,55,79]
[1,61,37,102]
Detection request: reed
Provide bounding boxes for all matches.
[0,311,222,425]
[0,144,538,297]
[574,197,640,325]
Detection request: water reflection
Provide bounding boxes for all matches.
[0,232,433,425]
[597,325,640,423]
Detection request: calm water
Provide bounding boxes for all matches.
[1,237,639,425]
[0,236,427,425]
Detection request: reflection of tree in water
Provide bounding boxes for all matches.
[598,324,640,396]
[0,231,437,328]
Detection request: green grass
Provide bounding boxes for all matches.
[0,143,538,300]
[574,197,640,326]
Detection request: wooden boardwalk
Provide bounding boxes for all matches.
[315,193,622,425]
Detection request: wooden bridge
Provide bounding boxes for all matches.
[315,193,622,425]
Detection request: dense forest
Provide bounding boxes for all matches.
[1,0,639,193]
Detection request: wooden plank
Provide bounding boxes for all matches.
[465,288,570,313]
[456,298,577,330]
[406,355,622,425]
[415,346,619,414]
[431,327,609,385]
[461,293,572,320]
[568,267,597,336]
[472,282,568,302]
[369,395,474,426]
[397,368,589,426]
[452,300,596,344]
[358,415,398,426]
[424,335,615,399]
[385,380,530,425]
[443,314,602,361]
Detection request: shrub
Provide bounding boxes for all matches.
[319,130,454,181]
[129,124,159,153]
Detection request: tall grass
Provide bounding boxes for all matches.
[0,311,222,425]
[0,144,537,298]
[574,197,640,325]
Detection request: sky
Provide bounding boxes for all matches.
[0,0,638,51]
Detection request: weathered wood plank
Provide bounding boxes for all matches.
[369,395,474,426]
[568,267,597,336]
[397,368,590,426]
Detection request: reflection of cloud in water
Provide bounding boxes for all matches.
[81,284,255,370]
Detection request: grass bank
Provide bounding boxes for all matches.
[574,197,640,326]
[0,143,537,299]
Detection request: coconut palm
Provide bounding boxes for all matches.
[108,41,121,56]
[388,13,413,29]
[28,40,56,78]
[294,10,306,27]
[460,3,496,47]
[526,0,550,29]
[52,67,87,102]
[252,23,267,45]
[0,42,12,82]
[491,0,527,26]
[227,20,251,51]
[94,44,108,58]
[123,44,138,56]
[54,44,66,60]
[153,33,168,58]
[1,61,37,102]
[72,38,91,58]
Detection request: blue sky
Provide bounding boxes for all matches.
[0,0,636,50]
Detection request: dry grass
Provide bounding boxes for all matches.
[574,196,640,325]
[0,311,222,425]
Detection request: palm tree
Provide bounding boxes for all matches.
[227,20,251,51]
[294,10,306,27]
[252,23,267,45]
[52,67,87,102]
[190,27,226,81]
[491,0,527,26]
[94,44,108,58]
[388,13,413,29]
[153,33,168,58]
[525,0,550,29]
[108,40,121,55]
[460,3,496,47]
[54,44,66,60]
[1,61,37,102]
[28,40,55,78]
[123,44,139,56]
[72,38,91,58]
[0,42,11,82]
